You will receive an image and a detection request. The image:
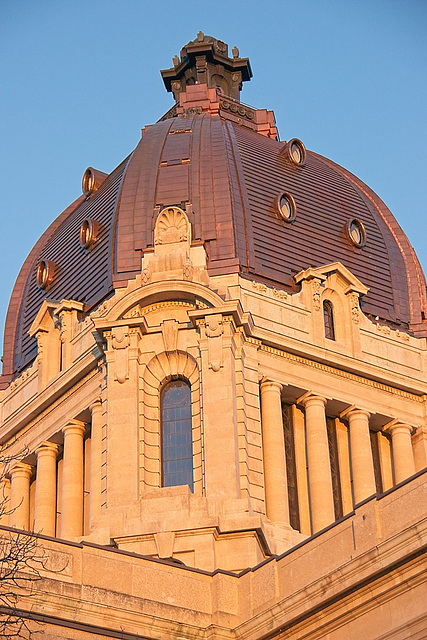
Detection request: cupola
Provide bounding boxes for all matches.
[160,31,252,101]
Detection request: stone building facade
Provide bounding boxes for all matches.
[0,34,426,639]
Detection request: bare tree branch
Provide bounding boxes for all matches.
[0,444,43,638]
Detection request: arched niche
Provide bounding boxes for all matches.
[141,350,202,495]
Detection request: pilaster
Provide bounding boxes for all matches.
[104,326,142,507]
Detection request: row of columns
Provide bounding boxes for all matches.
[7,400,102,538]
[260,380,417,533]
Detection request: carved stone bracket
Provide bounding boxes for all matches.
[205,314,224,372]
[110,326,130,384]
[161,319,179,353]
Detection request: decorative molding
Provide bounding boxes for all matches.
[8,364,36,392]
[93,279,223,327]
[259,343,424,402]
[183,256,193,281]
[220,99,254,121]
[294,262,369,297]
[349,293,360,324]
[123,305,143,319]
[376,324,410,342]
[1,367,101,445]
[311,279,322,311]
[182,107,202,117]
[205,314,224,339]
[155,206,190,246]
[123,300,197,321]
[141,268,151,286]
[92,298,113,318]
[251,281,288,300]
[395,330,410,342]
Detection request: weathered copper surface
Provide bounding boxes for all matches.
[2,159,129,381]
[2,55,426,385]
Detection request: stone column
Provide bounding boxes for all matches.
[260,379,289,524]
[344,408,376,504]
[34,442,59,536]
[9,463,32,530]
[386,422,416,484]
[89,400,103,529]
[60,420,85,539]
[301,393,334,532]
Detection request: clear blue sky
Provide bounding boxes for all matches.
[1,0,426,358]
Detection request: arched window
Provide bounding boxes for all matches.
[161,379,193,491]
[323,300,335,341]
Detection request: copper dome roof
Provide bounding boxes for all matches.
[2,37,426,386]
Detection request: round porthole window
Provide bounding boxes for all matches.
[288,138,306,166]
[281,138,306,166]
[346,219,366,248]
[277,192,297,223]
[82,167,107,197]
[80,219,98,249]
[36,260,54,290]
[82,168,95,197]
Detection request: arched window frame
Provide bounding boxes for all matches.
[323,299,336,341]
[142,351,202,495]
[160,378,194,491]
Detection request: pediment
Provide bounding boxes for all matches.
[29,300,60,336]
[294,262,369,296]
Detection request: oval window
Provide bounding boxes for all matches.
[277,192,297,223]
[80,219,98,249]
[287,138,306,166]
[82,168,95,197]
[346,219,366,248]
[36,260,54,290]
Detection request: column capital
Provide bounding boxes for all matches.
[384,420,416,436]
[340,405,371,420]
[90,399,102,413]
[297,391,327,408]
[10,462,33,479]
[62,420,86,437]
[260,378,283,393]
[36,441,60,458]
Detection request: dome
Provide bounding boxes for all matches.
[2,35,426,386]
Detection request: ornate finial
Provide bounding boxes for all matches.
[160,35,252,101]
